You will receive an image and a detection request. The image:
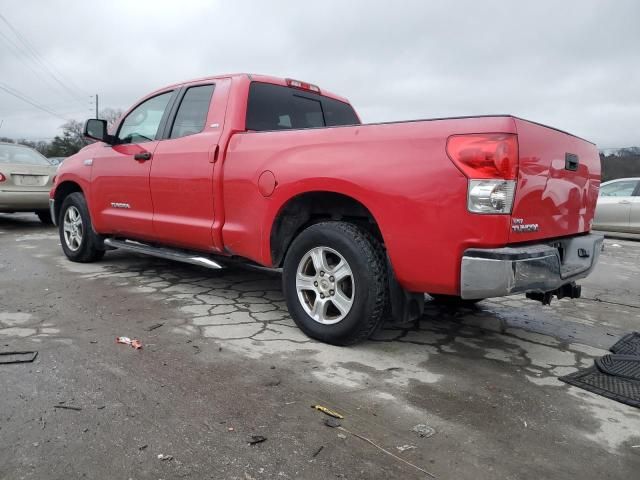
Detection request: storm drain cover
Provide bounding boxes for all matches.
[559,332,640,409]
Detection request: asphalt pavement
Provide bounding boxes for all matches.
[1,213,639,479]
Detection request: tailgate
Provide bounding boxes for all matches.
[509,118,600,243]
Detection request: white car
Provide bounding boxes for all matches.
[593,177,640,234]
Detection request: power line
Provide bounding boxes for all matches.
[0,81,69,121]
[0,29,72,99]
[0,12,89,107]
[0,12,89,100]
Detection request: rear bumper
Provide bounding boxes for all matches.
[0,190,50,211]
[460,233,604,299]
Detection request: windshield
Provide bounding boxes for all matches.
[0,143,51,166]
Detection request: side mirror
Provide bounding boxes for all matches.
[84,119,113,144]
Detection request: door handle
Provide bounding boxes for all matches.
[134,152,152,161]
[209,144,219,164]
[618,200,631,204]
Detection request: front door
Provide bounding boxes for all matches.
[150,80,229,251]
[594,179,638,232]
[90,90,175,240]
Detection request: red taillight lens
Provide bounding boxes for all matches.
[446,133,519,180]
[0,172,6,182]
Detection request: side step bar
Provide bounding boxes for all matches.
[103,238,224,270]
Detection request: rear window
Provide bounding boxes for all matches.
[0,144,51,165]
[246,82,359,131]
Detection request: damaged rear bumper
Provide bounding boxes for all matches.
[460,233,604,299]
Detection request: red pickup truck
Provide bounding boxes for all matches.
[50,74,603,345]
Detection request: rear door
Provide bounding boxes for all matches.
[149,79,231,251]
[509,118,601,243]
[90,90,176,240]
[594,179,638,232]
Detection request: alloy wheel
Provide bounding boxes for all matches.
[63,206,83,252]
[295,246,355,325]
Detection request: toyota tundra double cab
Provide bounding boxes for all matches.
[50,73,603,345]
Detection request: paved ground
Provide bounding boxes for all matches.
[1,213,639,480]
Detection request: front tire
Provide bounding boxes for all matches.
[59,192,105,263]
[282,221,388,346]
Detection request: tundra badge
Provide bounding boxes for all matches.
[512,218,539,233]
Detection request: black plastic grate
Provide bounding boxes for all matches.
[596,354,640,381]
[559,332,640,409]
[560,366,640,409]
[610,332,640,356]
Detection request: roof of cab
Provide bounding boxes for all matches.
[151,73,351,104]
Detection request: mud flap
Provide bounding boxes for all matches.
[387,257,424,325]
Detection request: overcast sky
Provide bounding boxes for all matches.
[0,0,638,148]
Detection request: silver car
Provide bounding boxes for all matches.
[0,142,57,224]
[593,177,640,234]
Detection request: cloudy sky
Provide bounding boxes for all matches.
[0,0,638,148]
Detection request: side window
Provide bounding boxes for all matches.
[600,180,638,197]
[117,91,173,144]
[170,84,215,139]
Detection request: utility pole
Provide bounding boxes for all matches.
[95,94,99,119]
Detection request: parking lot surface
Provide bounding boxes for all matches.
[1,213,639,479]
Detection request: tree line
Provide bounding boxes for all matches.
[600,147,640,182]
[0,108,122,158]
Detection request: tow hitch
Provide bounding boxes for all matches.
[526,282,582,305]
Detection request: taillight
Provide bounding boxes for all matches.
[446,133,518,180]
[467,180,516,214]
[446,133,519,214]
[0,172,6,182]
[285,78,321,94]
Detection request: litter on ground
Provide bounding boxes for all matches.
[312,404,344,419]
[0,351,38,364]
[116,336,143,349]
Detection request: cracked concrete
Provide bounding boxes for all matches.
[2,212,640,479]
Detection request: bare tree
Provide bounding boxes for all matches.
[100,108,124,133]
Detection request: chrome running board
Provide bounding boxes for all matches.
[103,238,224,270]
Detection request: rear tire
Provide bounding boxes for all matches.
[35,210,53,225]
[282,221,388,346]
[428,294,483,306]
[59,192,105,263]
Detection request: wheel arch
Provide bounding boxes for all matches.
[268,191,384,267]
[53,181,84,223]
